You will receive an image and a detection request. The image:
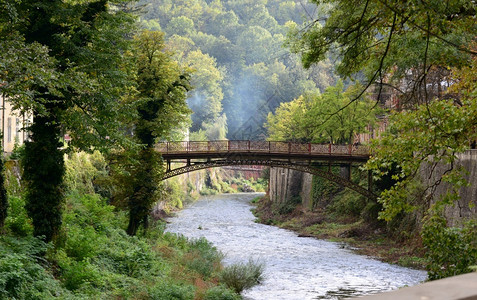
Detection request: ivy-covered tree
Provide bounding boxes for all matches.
[0,140,6,230]
[126,30,191,235]
[0,0,136,242]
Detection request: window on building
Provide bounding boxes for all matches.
[16,118,20,139]
[7,117,11,143]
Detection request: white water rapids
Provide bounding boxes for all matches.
[166,193,427,299]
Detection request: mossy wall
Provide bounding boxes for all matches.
[420,150,477,226]
[269,167,312,207]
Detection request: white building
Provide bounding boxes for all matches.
[0,94,31,154]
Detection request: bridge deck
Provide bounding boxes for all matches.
[157,140,369,162]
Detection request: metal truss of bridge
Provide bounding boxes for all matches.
[156,140,376,199]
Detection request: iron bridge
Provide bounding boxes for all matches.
[156,140,376,199]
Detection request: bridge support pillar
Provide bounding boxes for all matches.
[340,163,351,181]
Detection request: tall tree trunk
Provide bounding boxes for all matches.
[23,109,64,242]
[0,143,7,231]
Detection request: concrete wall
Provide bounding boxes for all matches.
[269,167,313,208]
[421,150,477,226]
[269,150,477,225]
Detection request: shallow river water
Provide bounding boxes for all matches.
[166,193,427,299]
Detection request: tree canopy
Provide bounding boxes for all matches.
[138,0,338,139]
[0,0,136,241]
[292,0,476,107]
[267,81,379,143]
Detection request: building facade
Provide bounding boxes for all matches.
[0,94,31,154]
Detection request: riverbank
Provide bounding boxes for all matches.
[252,195,427,270]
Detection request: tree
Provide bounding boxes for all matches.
[125,30,191,235]
[184,50,224,132]
[366,56,477,222]
[266,95,312,142]
[293,0,477,278]
[266,81,378,143]
[294,0,476,106]
[0,139,6,230]
[0,0,136,242]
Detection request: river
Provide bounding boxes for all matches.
[166,193,427,299]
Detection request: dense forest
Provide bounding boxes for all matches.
[138,0,338,140]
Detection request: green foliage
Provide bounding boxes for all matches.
[311,170,341,210]
[294,0,475,83]
[204,285,242,300]
[8,138,25,161]
[4,196,32,237]
[276,196,301,215]
[266,81,379,144]
[0,148,7,230]
[219,259,264,294]
[4,161,23,198]
[0,236,67,299]
[366,95,477,222]
[1,0,137,242]
[328,190,366,218]
[160,179,185,212]
[422,214,477,280]
[140,0,337,139]
[201,114,228,140]
[189,129,208,141]
[126,148,163,235]
[185,50,224,132]
[149,281,195,300]
[64,151,111,197]
[123,29,192,236]
[185,237,223,279]
[23,115,65,242]
[0,150,233,299]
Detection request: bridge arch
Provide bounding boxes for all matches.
[161,159,377,200]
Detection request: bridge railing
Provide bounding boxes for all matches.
[156,140,369,156]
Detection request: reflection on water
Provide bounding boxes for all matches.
[166,193,427,300]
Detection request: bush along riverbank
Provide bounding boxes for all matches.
[253,169,428,270]
[1,152,262,299]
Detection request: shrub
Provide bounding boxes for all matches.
[58,255,103,291]
[149,281,195,300]
[422,214,477,280]
[94,229,158,277]
[219,259,264,293]
[5,196,33,236]
[185,238,223,279]
[328,191,366,218]
[64,225,100,261]
[204,285,241,300]
[64,151,111,196]
[276,196,301,215]
[0,236,67,298]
